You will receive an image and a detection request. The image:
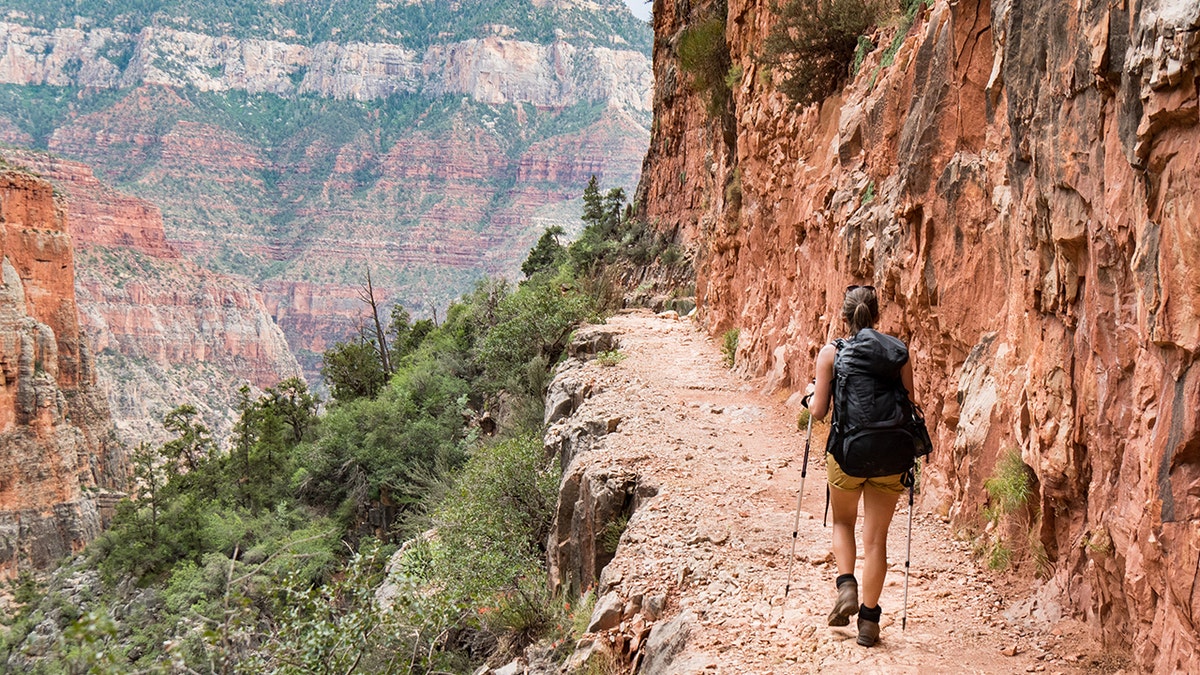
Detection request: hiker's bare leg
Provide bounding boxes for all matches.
[829,485,862,576]
[860,486,901,607]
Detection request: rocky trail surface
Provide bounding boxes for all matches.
[549,310,1121,675]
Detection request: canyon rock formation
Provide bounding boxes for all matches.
[0,22,651,110]
[0,3,653,383]
[639,0,1199,670]
[1,150,302,447]
[0,169,125,579]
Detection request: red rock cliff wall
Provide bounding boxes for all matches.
[1,150,302,447]
[640,0,1199,670]
[0,170,125,578]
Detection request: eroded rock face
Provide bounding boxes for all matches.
[0,170,126,579]
[639,0,1199,669]
[0,9,653,387]
[0,21,651,110]
[545,326,654,598]
[1,150,302,447]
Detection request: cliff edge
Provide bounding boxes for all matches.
[0,169,125,579]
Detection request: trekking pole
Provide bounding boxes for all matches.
[902,464,917,630]
[823,485,830,527]
[784,395,814,598]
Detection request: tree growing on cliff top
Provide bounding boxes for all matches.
[760,0,885,106]
[521,225,567,278]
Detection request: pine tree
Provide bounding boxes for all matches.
[521,225,566,278]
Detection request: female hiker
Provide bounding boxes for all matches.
[805,285,916,647]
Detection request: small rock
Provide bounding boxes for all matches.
[606,417,622,433]
[624,593,643,619]
[809,550,835,566]
[587,592,624,632]
[1001,644,1020,657]
[493,659,525,675]
[644,594,666,620]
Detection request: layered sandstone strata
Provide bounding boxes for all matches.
[0,21,651,111]
[0,170,125,578]
[0,6,653,385]
[1,150,302,446]
[639,0,1199,670]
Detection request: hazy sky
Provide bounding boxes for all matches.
[623,0,652,22]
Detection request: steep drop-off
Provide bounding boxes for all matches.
[1,149,302,446]
[640,0,1199,670]
[0,169,125,578]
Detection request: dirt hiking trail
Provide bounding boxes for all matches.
[564,310,1120,674]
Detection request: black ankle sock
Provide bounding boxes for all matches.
[859,604,882,622]
[836,573,857,589]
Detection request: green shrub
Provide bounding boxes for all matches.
[979,449,1036,572]
[760,0,885,106]
[851,35,876,75]
[678,13,732,116]
[861,180,876,204]
[598,514,629,555]
[865,0,932,88]
[477,275,590,399]
[984,449,1031,519]
[721,328,740,368]
[571,590,598,637]
[232,541,418,675]
[724,63,744,91]
[419,433,561,653]
[596,349,626,367]
[986,540,1012,571]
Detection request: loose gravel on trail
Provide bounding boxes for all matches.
[567,310,1114,674]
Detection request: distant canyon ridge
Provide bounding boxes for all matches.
[0,0,652,446]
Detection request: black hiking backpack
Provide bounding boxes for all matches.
[826,328,932,478]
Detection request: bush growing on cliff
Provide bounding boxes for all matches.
[722,328,740,368]
[760,0,885,106]
[978,449,1040,573]
[406,432,561,653]
[678,10,733,117]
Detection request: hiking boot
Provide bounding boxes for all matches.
[856,615,881,647]
[826,579,858,626]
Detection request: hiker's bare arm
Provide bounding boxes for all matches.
[809,343,837,420]
[902,361,915,399]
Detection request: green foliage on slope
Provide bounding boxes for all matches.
[0,83,641,312]
[1,177,666,673]
[3,0,651,53]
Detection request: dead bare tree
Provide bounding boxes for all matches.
[359,269,392,376]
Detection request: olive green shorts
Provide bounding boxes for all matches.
[826,453,907,495]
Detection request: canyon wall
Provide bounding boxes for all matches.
[0,22,651,110]
[639,0,1199,670]
[0,8,653,384]
[0,169,125,578]
[1,150,302,446]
